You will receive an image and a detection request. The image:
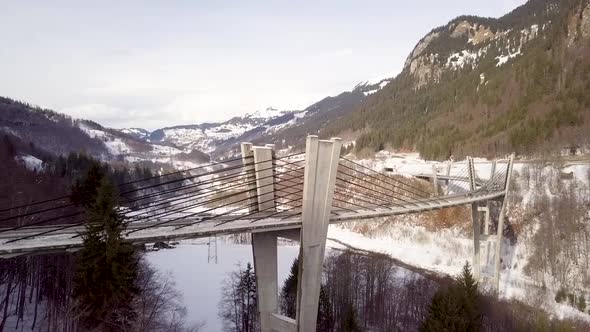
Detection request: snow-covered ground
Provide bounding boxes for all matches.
[327,224,590,322]
[336,151,590,321]
[15,154,44,172]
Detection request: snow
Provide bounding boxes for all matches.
[156,107,308,153]
[363,89,379,96]
[328,220,590,322]
[332,152,590,322]
[15,154,43,172]
[350,151,497,182]
[496,48,521,67]
[146,240,300,332]
[245,107,289,120]
[120,128,149,137]
[78,122,197,167]
[446,48,487,70]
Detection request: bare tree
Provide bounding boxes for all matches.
[218,263,259,332]
[132,260,203,332]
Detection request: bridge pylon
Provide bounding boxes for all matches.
[468,155,515,294]
[243,136,341,332]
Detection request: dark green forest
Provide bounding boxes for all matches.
[321,0,590,160]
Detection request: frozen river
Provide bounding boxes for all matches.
[146,239,300,332]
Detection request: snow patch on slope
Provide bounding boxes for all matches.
[496,48,521,67]
[15,154,43,172]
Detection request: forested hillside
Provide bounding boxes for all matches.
[323,0,590,159]
[0,97,108,157]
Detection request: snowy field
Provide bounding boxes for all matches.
[145,239,299,332]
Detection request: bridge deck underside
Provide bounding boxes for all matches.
[0,190,504,258]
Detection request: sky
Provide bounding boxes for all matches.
[0,0,526,130]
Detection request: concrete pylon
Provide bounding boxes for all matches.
[432,163,439,196]
[296,136,342,332]
[247,144,280,332]
[241,142,258,213]
[493,154,515,293]
[467,157,481,280]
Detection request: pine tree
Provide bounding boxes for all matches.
[280,258,299,318]
[71,162,104,209]
[73,177,139,331]
[457,262,481,331]
[279,257,333,331]
[420,262,481,332]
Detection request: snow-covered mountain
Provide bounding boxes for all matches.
[1,71,394,164]
[147,107,302,154]
[119,127,151,140]
[147,79,393,157]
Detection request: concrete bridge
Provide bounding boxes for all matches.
[0,135,514,332]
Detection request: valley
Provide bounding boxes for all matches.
[1,0,590,331]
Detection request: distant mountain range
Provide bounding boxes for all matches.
[129,79,392,158]
[0,78,392,167]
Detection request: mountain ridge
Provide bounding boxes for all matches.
[321,0,590,159]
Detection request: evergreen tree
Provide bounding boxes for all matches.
[457,262,481,331]
[280,258,299,318]
[317,286,334,332]
[71,162,105,208]
[279,257,333,331]
[420,262,481,332]
[73,177,139,331]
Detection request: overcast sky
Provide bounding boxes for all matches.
[0,0,526,130]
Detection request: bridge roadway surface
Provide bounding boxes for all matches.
[0,173,504,258]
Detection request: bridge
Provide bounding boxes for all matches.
[0,136,514,332]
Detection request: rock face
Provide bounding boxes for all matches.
[566,1,590,46]
[402,7,555,89]
[404,32,440,68]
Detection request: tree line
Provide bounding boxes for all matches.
[219,250,590,331]
[0,138,200,331]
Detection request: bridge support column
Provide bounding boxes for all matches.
[482,161,495,266]
[467,157,481,280]
[431,163,439,196]
[493,154,515,293]
[445,160,452,187]
[252,231,279,331]
[296,136,341,332]
[243,143,284,332]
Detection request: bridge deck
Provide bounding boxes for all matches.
[0,189,504,258]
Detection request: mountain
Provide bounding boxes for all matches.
[0,97,109,157]
[321,0,590,159]
[0,97,209,169]
[148,107,300,155]
[0,71,392,165]
[119,128,151,140]
[147,79,392,157]
[248,79,393,152]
